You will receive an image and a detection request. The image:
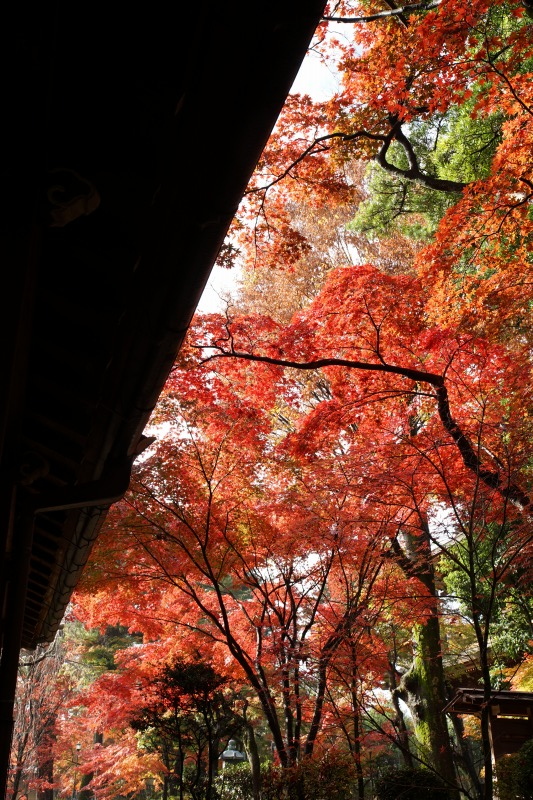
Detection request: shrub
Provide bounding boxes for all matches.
[215,752,357,800]
[496,739,533,800]
[374,767,450,800]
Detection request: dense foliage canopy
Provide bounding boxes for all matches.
[9,3,533,800]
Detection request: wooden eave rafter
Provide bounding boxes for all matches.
[0,1,327,790]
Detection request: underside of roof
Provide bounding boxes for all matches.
[0,0,326,658]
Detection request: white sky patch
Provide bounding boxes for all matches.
[196,264,242,314]
[197,31,342,315]
[290,44,340,101]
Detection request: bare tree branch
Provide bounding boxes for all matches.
[323,1,439,26]
[377,124,467,193]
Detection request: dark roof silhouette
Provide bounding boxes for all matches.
[0,0,326,787]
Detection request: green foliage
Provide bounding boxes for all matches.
[130,659,244,800]
[348,145,455,243]
[349,97,503,242]
[61,622,142,691]
[297,752,357,800]
[160,659,228,699]
[432,99,503,184]
[214,763,253,800]
[215,752,357,800]
[495,739,533,800]
[80,624,142,671]
[374,767,451,800]
[441,522,533,682]
[130,658,240,748]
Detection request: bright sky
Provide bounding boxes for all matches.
[196,41,340,314]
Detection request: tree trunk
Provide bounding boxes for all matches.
[352,700,365,800]
[9,764,23,800]
[401,613,457,791]
[478,651,494,800]
[449,713,483,799]
[388,659,414,768]
[348,648,365,800]
[244,723,261,800]
[78,732,103,800]
[393,521,458,795]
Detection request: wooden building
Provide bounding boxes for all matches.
[444,688,533,761]
[0,1,327,792]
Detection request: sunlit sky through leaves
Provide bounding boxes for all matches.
[196,40,340,314]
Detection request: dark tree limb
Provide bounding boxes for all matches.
[376,125,467,193]
[323,1,440,25]
[248,122,468,199]
[202,347,531,510]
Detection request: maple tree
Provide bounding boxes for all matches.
[13,4,533,800]
[68,261,532,796]
[183,256,532,797]
[8,635,72,800]
[129,659,243,800]
[218,0,532,590]
[71,380,407,779]
[61,320,458,797]
[230,0,532,336]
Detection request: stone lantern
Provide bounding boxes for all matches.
[220,739,246,768]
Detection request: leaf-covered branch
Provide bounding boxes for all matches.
[202,345,530,510]
[249,121,468,202]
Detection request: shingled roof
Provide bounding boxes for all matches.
[0,0,326,788]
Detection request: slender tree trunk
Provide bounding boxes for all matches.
[9,764,23,800]
[78,732,103,800]
[37,721,55,800]
[244,722,261,800]
[478,652,494,800]
[352,699,365,800]
[349,647,365,800]
[449,713,483,799]
[176,730,185,800]
[388,658,414,768]
[468,533,496,800]
[207,734,218,800]
[480,704,493,800]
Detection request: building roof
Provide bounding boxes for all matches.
[444,688,533,717]
[1,0,327,654]
[444,688,533,760]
